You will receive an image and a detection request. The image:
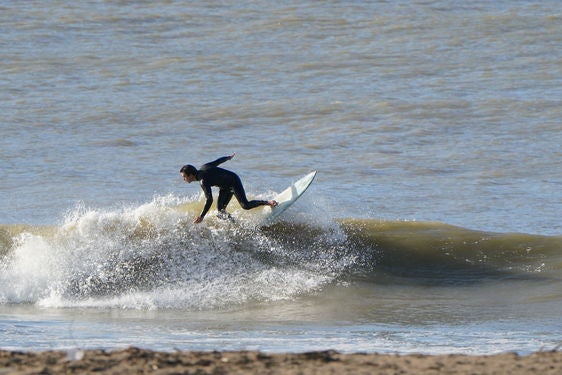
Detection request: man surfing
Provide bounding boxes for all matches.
[180,153,278,223]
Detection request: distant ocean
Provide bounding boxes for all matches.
[1,0,561,354]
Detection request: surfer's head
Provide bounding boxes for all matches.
[180,164,198,183]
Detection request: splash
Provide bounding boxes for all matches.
[0,195,353,309]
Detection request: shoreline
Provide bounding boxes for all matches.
[2,347,561,374]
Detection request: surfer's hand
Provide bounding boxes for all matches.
[228,153,236,160]
[193,216,203,224]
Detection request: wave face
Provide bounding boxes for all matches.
[341,219,562,284]
[1,197,560,309]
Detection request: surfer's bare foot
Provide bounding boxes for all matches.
[268,200,278,208]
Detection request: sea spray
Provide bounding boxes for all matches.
[0,195,355,309]
[0,231,61,304]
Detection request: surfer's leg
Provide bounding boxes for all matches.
[231,178,270,210]
[216,188,235,221]
[217,188,234,212]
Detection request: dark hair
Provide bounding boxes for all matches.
[180,164,197,175]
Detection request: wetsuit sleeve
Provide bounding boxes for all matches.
[199,181,213,218]
[202,156,231,169]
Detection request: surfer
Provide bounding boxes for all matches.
[180,153,278,223]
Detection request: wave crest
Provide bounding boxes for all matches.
[1,197,560,308]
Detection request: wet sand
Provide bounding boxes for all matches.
[1,347,561,374]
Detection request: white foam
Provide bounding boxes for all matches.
[1,195,352,310]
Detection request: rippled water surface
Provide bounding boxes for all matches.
[1,0,561,354]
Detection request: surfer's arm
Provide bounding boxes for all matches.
[204,153,235,169]
[197,182,213,221]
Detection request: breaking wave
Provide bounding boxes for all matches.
[1,195,560,309]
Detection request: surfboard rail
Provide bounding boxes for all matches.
[259,170,317,226]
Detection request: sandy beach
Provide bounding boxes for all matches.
[1,348,561,375]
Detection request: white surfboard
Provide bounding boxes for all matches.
[259,171,317,226]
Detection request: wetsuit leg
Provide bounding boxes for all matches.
[216,188,235,221]
[231,177,269,210]
[217,188,234,212]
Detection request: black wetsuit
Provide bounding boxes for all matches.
[196,156,269,219]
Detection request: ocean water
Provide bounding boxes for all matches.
[1,0,561,355]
